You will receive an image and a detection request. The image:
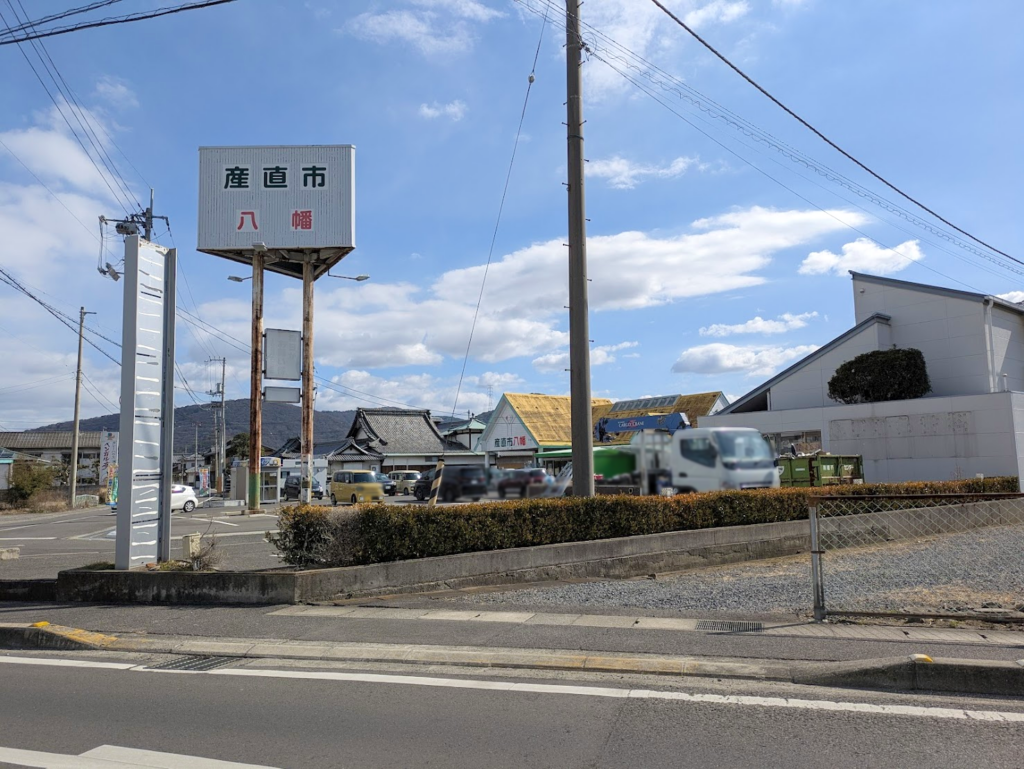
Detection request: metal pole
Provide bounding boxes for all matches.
[639,430,648,495]
[69,306,87,507]
[144,188,154,241]
[809,501,826,621]
[566,0,594,497]
[301,258,314,505]
[427,458,445,507]
[218,357,226,494]
[248,251,264,513]
[157,247,176,562]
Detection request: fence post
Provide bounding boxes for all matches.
[809,499,826,622]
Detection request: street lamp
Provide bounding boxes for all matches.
[228,275,251,282]
[328,272,369,281]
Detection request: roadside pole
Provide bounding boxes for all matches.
[248,250,264,514]
[69,306,90,507]
[219,357,226,493]
[428,458,445,507]
[566,0,595,497]
[301,258,314,505]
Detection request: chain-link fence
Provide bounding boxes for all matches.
[808,494,1024,619]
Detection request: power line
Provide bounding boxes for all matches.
[0,0,240,46]
[516,0,1022,282]
[448,6,548,424]
[0,0,123,38]
[646,0,1019,265]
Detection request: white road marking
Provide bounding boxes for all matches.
[4,654,1022,723]
[0,537,57,540]
[208,519,239,527]
[0,744,277,768]
[0,657,137,670]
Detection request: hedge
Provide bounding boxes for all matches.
[269,476,1020,568]
[828,347,931,404]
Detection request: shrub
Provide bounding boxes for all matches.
[270,477,1019,569]
[7,461,55,506]
[828,348,931,404]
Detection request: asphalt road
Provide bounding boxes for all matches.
[1,652,1021,768]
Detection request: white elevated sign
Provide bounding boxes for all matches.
[197,145,355,280]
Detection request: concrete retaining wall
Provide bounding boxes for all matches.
[55,569,296,605]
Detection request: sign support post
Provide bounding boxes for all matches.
[248,250,264,513]
[301,257,315,505]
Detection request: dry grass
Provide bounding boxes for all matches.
[0,489,72,515]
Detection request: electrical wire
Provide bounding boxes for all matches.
[447,5,548,430]
[0,0,123,38]
[515,0,1020,284]
[646,0,1019,265]
[0,0,239,46]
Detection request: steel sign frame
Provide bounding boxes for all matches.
[115,236,176,569]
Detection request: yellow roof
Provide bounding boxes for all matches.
[503,393,613,448]
[599,391,724,444]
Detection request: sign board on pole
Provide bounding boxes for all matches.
[197,145,355,280]
[115,236,176,569]
[264,386,301,404]
[264,328,301,380]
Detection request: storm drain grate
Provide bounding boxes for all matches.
[695,620,764,633]
[147,655,237,672]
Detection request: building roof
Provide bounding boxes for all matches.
[347,408,474,456]
[0,431,106,450]
[719,313,892,415]
[502,393,614,448]
[850,271,1024,315]
[439,417,487,435]
[592,392,725,444]
[326,439,384,461]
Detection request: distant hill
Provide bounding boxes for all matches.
[32,399,357,453]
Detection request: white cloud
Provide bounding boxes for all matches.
[700,311,818,336]
[317,370,492,415]
[997,291,1024,305]
[533,341,638,373]
[343,1,503,56]
[418,100,467,121]
[684,0,750,28]
[93,76,138,109]
[587,155,700,189]
[799,238,923,276]
[437,206,869,317]
[671,342,819,376]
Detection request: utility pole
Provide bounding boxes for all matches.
[208,357,227,493]
[566,0,595,497]
[144,189,154,240]
[248,249,265,513]
[194,421,199,488]
[69,306,96,506]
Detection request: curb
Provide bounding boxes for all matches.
[0,579,57,602]
[2,623,1023,697]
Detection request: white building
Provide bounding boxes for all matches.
[702,272,1024,485]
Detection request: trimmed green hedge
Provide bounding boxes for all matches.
[828,347,931,404]
[270,476,1019,568]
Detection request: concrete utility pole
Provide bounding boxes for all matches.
[69,306,95,506]
[194,422,199,487]
[301,257,315,505]
[144,189,154,241]
[248,249,265,513]
[566,0,595,497]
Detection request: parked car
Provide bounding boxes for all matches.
[413,466,487,503]
[486,468,515,490]
[329,470,385,505]
[389,470,421,495]
[375,472,397,496]
[497,468,549,498]
[282,475,324,501]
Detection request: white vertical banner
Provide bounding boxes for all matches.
[115,236,176,569]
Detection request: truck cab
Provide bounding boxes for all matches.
[670,427,779,493]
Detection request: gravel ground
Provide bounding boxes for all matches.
[452,524,1024,617]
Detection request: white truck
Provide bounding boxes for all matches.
[549,426,779,495]
[666,427,779,493]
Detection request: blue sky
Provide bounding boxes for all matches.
[1,0,1021,430]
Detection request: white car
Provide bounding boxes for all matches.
[171,485,199,513]
[112,485,199,513]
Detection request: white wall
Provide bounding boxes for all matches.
[853,277,994,397]
[703,391,1022,484]
[991,305,1024,392]
[768,320,888,411]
